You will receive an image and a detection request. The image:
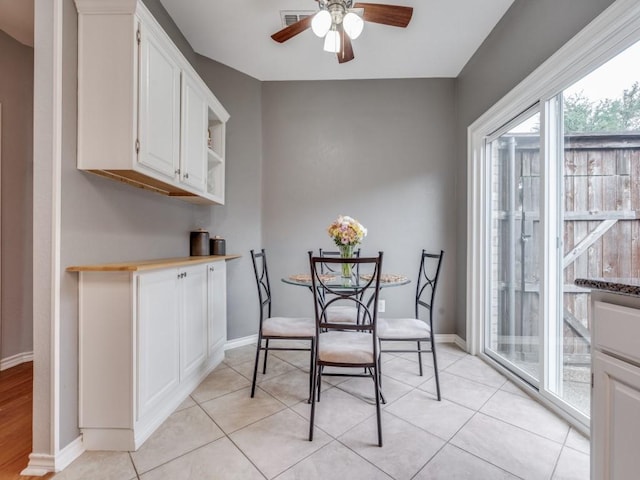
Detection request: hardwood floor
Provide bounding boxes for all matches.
[0,362,53,480]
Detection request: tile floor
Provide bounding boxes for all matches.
[52,342,590,480]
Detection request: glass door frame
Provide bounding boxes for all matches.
[466,0,640,433]
[482,105,543,390]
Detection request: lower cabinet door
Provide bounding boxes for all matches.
[180,264,208,380]
[592,350,640,480]
[207,262,227,354]
[137,269,180,420]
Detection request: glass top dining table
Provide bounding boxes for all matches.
[282,272,411,289]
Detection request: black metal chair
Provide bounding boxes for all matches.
[318,248,361,324]
[308,251,385,446]
[378,250,444,401]
[250,249,316,401]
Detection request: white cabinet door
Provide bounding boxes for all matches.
[207,262,227,354]
[180,74,207,191]
[592,350,640,480]
[137,269,180,420]
[138,23,181,180]
[180,264,208,380]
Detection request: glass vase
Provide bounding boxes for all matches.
[339,244,354,281]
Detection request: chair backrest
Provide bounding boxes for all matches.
[318,248,361,276]
[250,249,272,322]
[309,251,383,333]
[415,250,444,324]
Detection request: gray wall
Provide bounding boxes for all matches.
[261,79,457,333]
[0,30,33,363]
[194,55,263,340]
[453,0,616,339]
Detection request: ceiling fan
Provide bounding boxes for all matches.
[271,1,413,64]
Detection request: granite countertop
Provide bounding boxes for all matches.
[575,277,640,296]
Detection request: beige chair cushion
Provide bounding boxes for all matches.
[262,316,315,338]
[318,331,375,365]
[377,318,431,340]
[325,305,358,323]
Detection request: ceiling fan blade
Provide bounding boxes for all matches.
[337,25,355,63]
[353,3,413,28]
[271,15,314,43]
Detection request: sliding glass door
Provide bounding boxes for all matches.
[485,111,542,386]
[480,39,640,423]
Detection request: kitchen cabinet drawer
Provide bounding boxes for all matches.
[593,301,640,365]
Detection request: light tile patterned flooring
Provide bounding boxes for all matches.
[53,342,590,480]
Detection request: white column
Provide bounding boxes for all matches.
[24,0,63,475]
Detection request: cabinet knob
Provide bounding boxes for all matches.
[185,173,189,179]
[175,168,180,175]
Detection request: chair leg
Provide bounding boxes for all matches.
[370,366,386,405]
[317,366,323,402]
[307,338,315,403]
[430,336,441,401]
[373,365,383,447]
[262,339,270,374]
[377,349,383,390]
[251,336,262,398]
[309,360,320,441]
[417,340,424,376]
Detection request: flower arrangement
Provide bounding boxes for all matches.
[327,215,367,247]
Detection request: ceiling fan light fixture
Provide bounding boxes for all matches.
[323,29,341,53]
[311,10,332,37]
[342,12,363,40]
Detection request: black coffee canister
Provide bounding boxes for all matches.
[210,236,226,256]
[190,230,210,256]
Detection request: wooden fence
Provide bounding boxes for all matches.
[494,133,640,363]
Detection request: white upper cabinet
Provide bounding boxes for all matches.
[138,25,181,180]
[180,74,208,191]
[75,0,229,205]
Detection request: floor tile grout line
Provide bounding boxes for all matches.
[127,451,141,479]
[196,400,270,479]
[153,390,274,477]
[436,377,532,478]
[432,442,527,480]
[474,408,569,447]
[548,442,567,480]
[429,385,527,479]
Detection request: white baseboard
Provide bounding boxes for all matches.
[453,334,467,352]
[0,351,34,371]
[21,435,84,475]
[227,334,468,352]
[434,334,467,351]
[225,334,257,350]
[55,435,84,471]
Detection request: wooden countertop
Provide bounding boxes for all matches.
[66,254,241,272]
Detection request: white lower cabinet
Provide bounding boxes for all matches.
[592,351,640,479]
[591,298,640,480]
[207,261,227,357]
[137,269,180,421]
[179,264,208,380]
[77,259,228,451]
